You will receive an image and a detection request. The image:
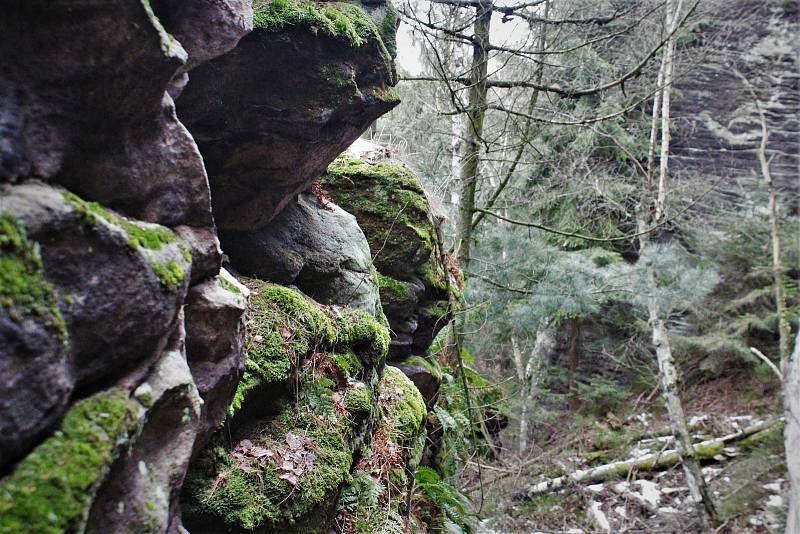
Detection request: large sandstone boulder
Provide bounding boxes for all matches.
[0,1,209,226]
[0,182,191,469]
[321,145,455,360]
[85,318,203,533]
[220,192,382,318]
[177,0,400,231]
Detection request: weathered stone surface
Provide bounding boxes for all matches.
[321,143,454,359]
[0,1,216,230]
[152,0,254,72]
[177,0,399,231]
[671,0,799,204]
[0,182,190,468]
[86,318,202,533]
[174,225,223,283]
[220,193,382,317]
[184,269,249,448]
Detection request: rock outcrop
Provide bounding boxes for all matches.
[177,0,400,231]
[321,144,456,361]
[0,0,464,532]
[221,193,382,318]
[671,0,799,202]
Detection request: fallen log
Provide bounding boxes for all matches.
[516,417,783,499]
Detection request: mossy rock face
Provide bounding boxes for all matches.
[321,149,454,360]
[0,182,191,470]
[0,389,139,534]
[335,367,426,532]
[181,280,395,533]
[178,0,399,232]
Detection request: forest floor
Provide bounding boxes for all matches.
[471,375,788,533]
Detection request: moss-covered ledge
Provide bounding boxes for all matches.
[182,280,397,533]
[0,389,139,534]
[254,0,391,55]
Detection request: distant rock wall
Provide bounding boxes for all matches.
[671,0,799,205]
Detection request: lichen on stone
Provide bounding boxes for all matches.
[0,389,139,534]
[0,214,67,338]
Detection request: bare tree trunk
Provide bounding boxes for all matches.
[567,318,581,407]
[785,327,800,532]
[655,0,684,221]
[645,259,719,528]
[639,1,717,526]
[513,320,553,455]
[453,0,491,271]
[751,84,790,373]
[511,336,528,455]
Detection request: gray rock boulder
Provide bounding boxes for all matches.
[85,316,203,533]
[220,193,382,318]
[0,1,216,229]
[177,0,400,231]
[0,182,191,469]
[152,0,254,72]
[184,269,249,448]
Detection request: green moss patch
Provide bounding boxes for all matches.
[379,366,426,444]
[63,191,176,251]
[0,214,66,338]
[188,356,371,531]
[377,272,411,305]
[0,389,139,534]
[321,157,440,282]
[254,0,384,48]
[219,276,242,295]
[152,260,185,291]
[231,281,389,415]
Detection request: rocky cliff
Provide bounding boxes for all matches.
[671,0,799,204]
[0,1,456,532]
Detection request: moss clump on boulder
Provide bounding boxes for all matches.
[254,0,387,50]
[376,272,411,305]
[230,280,389,413]
[63,191,176,251]
[0,389,139,534]
[380,366,426,444]
[335,367,427,532]
[321,157,435,279]
[0,214,66,337]
[188,403,353,530]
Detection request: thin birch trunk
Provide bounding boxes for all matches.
[784,328,800,532]
[645,260,719,527]
[640,0,717,526]
[655,0,684,221]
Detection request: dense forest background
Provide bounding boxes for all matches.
[370,0,799,530]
